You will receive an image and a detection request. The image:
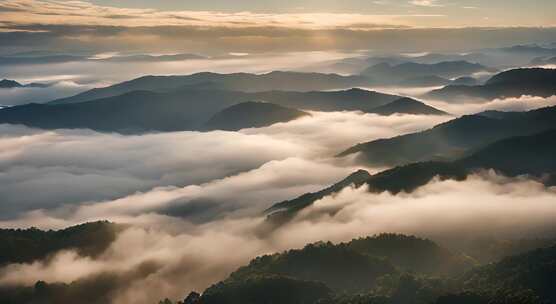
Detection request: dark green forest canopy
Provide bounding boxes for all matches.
[0,221,121,266]
[168,234,556,304]
[1,230,555,304]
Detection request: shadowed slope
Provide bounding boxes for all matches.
[203,102,310,131]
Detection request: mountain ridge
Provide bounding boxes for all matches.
[48,71,372,105]
[338,105,556,167]
[369,97,448,116]
[268,128,556,218]
[427,68,556,100]
[203,101,310,131]
[361,60,495,84]
[0,88,415,133]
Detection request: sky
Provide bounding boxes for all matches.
[87,0,556,26]
[0,0,555,55]
[87,0,556,27]
[3,0,556,28]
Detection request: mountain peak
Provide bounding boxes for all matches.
[485,67,556,85]
[203,101,310,131]
[370,97,448,116]
[0,79,23,88]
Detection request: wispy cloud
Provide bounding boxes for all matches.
[0,112,445,220]
[0,0,554,56]
[409,0,443,7]
[0,0,440,30]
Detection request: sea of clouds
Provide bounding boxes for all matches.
[2,61,556,302]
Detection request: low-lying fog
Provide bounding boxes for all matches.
[0,111,449,220]
[2,49,556,304]
[1,173,555,304]
[1,94,556,303]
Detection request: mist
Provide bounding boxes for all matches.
[1,173,556,304]
[2,1,556,303]
[0,51,356,105]
[0,81,102,106]
[1,90,554,303]
[0,109,455,303]
[425,95,556,115]
[0,111,447,219]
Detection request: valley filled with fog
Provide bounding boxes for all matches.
[2,3,556,302]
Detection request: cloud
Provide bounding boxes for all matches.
[0,110,552,304]
[1,75,555,304]
[0,80,100,106]
[241,110,449,155]
[1,173,556,304]
[424,95,556,115]
[3,23,556,57]
[0,127,305,218]
[0,1,555,55]
[409,0,443,7]
[0,111,446,220]
[284,173,556,245]
[0,51,355,93]
[0,0,424,30]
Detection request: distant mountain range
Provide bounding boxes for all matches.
[392,75,480,88]
[0,79,49,89]
[0,88,444,133]
[498,44,556,56]
[397,75,451,87]
[338,105,556,167]
[530,56,556,66]
[0,79,21,88]
[361,61,495,84]
[203,102,310,131]
[328,53,494,74]
[335,44,556,76]
[427,68,556,100]
[48,72,372,105]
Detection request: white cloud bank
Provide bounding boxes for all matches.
[425,95,556,115]
[1,173,556,304]
[0,96,554,304]
[0,111,447,219]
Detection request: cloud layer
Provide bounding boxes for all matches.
[1,173,556,304]
[0,51,355,102]
[0,0,424,29]
[0,111,447,220]
[1,69,556,304]
[1,0,555,55]
[424,95,556,115]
